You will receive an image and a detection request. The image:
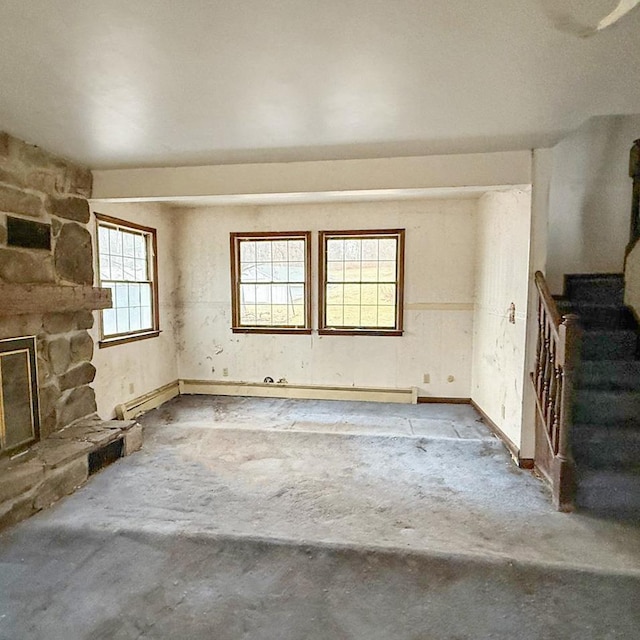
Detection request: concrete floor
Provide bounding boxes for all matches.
[1,396,639,639]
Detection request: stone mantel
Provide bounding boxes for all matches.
[0,284,112,316]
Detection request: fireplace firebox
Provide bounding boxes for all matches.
[0,337,40,454]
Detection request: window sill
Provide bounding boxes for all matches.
[318,329,403,337]
[232,327,312,335]
[99,330,161,348]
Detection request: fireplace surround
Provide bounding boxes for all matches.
[0,131,142,530]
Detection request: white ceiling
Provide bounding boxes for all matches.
[1,0,639,169]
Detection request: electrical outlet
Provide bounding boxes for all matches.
[129,383,135,395]
[222,368,229,377]
[423,373,430,384]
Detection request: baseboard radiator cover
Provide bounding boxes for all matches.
[115,380,181,420]
[179,379,418,404]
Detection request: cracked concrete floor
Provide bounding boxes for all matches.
[1,396,639,639]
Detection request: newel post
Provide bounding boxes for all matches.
[553,314,581,511]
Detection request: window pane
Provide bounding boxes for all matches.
[343,261,361,282]
[128,283,140,307]
[326,283,343,305]
[361,284,377,304]
[255,284,271,304]
[109,228,122,255]
[326,306,343,326]
[272,284,288,304]
[140,283,152,309]
[272,241,288,261]
[344,239,361,261]
[256,307,272,325]
[379,239,397,260]
[115,283,129,308]
[116,307,130,333]
[99,226,110,252]
[289,284,305,305]
[343,305,361,326]
[289,305,305,325]
[326,262,345,283]
[256,262,272,282]
[134,234,146,259]
[361,306,378,327]
[111,255,123,280]
[379,284,396,305]
[241,263,257,283]
[288,240,305,261]
[141,306,152,329]
[129,306,142,332]
[272,263,288,282]
[288,262,305,282]
[327,239,344,261]
[255,241,271,261]
[240,241,256,262]
[378,306,396,327]
[99,254,111,280]
[362,239,378,260]
[240,284,256,305]
[103,308,117,335]
[135,258,147,281]
[123,232,135,257]
[361,261,378,282]
[344,284,361,305]
[379,261,397,282]
[272,305,288,324]
[123,257,136,280]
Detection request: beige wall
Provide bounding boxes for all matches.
[174,198,478,397]
[471,188,532,450]
[547,114,640,293]
[89,202,179,418]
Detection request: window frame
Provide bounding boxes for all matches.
[318,229,405,337]
[95,213,160,348]
[230,231,312,334]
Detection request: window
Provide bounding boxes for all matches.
[319,229,405,336]
[96,214,159,347]
[230,232,311,333]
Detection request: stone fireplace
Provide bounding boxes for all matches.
[0,132,142,529]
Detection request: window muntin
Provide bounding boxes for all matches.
[319,230,404,335]
[231,232,311,333]
[96,214,158,344]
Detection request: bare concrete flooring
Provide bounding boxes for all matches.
[1,396,639,639]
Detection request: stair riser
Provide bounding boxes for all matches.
[578,362,640,391]
[572,437,640,470]
[575,473,640,514]
[565,275,625,306]
[574,392,640,424]
[581,335,638,361]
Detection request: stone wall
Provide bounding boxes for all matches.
[0,132,98,437]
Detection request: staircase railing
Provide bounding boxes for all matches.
[532,271,581,511]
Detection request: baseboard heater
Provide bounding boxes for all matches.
[180,379,418,404]
[115,380,180,421]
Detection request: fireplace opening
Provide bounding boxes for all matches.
[0,337,40,455]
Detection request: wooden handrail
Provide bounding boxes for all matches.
[532,271,581,511]
[534,270,562,336]
[628,138,640,255]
